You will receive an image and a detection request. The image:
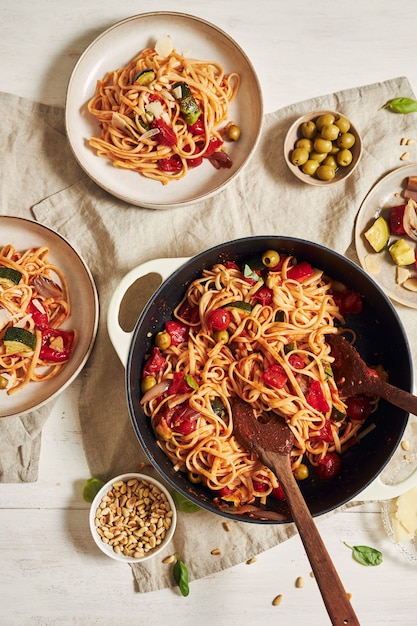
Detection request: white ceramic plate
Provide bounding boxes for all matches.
[65,12,263,209]
[0,217,99,418]
[355,164,417,308]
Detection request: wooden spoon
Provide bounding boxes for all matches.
[327,333,417,415]
[231,398,360,626]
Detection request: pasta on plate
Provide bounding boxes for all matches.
[87,37,240,184]
[0,244,76,395]
[140,250,376,512]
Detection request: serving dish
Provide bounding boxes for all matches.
[89,472,177,562]
[108,236,417,523]
[65,12,263,210]
[0,216,98,418]
[284,109,362,186]
[355,163,417,308]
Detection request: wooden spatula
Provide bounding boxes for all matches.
[327,333,417,414]
[232,398,360,626]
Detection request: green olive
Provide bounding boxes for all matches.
[262,249,280,267]
[337,132,355,149]
[155,330,171,350]
[335,116,350,133]
[309,151,327,164]
[329,143,340,155]
[323,155,338,169]
[213,329,229,343]
[141,375,157,393]
[294,463,309,480]
[313,137,332,154]
[226,123,241,141]
[0,375,8,390]
[295,138,313,152]
[291,147,309,166]
[301,159,320,176]
[320,124,340,141]
[316,165,335,181]
[315,114,335,131]
[337,148,353,167]
[301,120,317,139]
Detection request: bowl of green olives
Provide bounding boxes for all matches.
[284,110,362,186]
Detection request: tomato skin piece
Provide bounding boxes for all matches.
[333,290,363,316]
[207,308,231,331]
[158,154,183,172]
[287,261,314,282]
[203,136,223,157]
[306,380,330,412]
[262,364,288,389]
[346,395,372,421]
[165,320,189,345]
[188,118,205,135]
[151,118,177,146]
[253,286,273,306]
[288,353,305,370]
[271,485,286,500]
[315,452,341,480]
[143,347,167,378]
[315,419,334,443]
[389,204,406,235]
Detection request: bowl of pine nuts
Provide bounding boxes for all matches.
[89,473,177,562]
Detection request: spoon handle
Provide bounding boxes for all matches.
[262,449,360,626]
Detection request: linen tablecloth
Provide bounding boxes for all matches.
[1,77,417,590]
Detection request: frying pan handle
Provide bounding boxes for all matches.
[107,257,189,366]
[356,413,417,501]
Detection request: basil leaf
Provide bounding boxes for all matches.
[173,556,190,596]
[243,264,263,284]
[344,542,383,566]
[185,374,199,390]
[173,490,201,512]
[82,477,105,503]
[381,97,417,114]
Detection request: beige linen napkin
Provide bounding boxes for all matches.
[28,76,417,591]
[0,92,84,482]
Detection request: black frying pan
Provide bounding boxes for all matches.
[108,236,416,523]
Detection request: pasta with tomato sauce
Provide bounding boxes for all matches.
[140,250,372,515]
[0,244,76,394]
[87,36,240,184]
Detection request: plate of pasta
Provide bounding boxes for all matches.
[0,217,99,418]
[66,12,263,209]
[108,236,413,523]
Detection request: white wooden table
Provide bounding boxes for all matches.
[1,1,417,624]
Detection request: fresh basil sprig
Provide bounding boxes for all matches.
[173,555,190,596]
[380,97,417,114]
[344,542,383,566]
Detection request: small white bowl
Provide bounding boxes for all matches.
[89,473,177,562]
[284,109,362,186]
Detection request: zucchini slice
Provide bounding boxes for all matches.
[133,69,155,86]
[389,238,416,266]
[3,327,37,354]
[222,301,253,314]
[0,266,22,287]
[364,216,390,252]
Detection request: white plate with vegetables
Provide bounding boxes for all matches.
[355,163,417,309]
[65,12,263,209]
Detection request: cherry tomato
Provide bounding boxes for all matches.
[158,154,182,172]
[315,452,341,480]
[271,485,286,500]
[288,354,305,369]
[252,286,273,306]
[207,308,231,331]
[333,290,362,316]
[306,380,330,412]
[262,364,288,389]
[346,395,372,421]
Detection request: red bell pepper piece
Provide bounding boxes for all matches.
[27,299,48,330]
[40,328,74,363]
[143,347,167,378]
[287,261,314,282]
[165,320,189,345]
[262,364,288,389]
[306,380,330,412]
[151,118,177,146]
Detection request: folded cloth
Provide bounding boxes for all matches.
[30,76,417,591]
[0,92,85,482]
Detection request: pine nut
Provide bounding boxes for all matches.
[295,576,304,588]
[401,440,410,451]
[211,549,221,556]
[246,557,257,565]
[272,594,283,606]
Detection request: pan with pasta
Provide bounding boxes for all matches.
[110,236,412,523]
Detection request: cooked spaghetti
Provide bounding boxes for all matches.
[140,251,370,511]
[87,37,240,184]
[0,244,76,395]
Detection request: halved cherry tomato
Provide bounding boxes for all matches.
[306,380,330,412]
[315,452,341,480]
[143,347,167,378]
[188,118,205,135]
[288,354,305,369]
[252,286,273,306]
[333,290,362,316]
[287,261,314,282]
[346,395,372,421]
[165,320,189,345]
[207,308,231,331]
[262,364,288,389]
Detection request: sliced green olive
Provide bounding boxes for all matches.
[213,329,229,343]
[141,375,157,393]
[262,249,280,267]
[294,463,309,480]
[226,123,241,141]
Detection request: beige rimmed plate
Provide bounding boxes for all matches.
[0,217,99,418]
[355,163,417,309]
[65,12,263,210]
